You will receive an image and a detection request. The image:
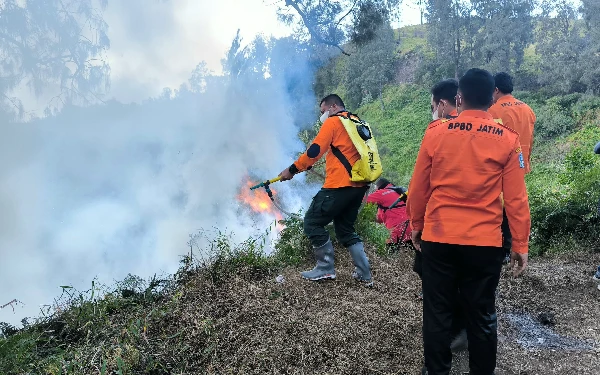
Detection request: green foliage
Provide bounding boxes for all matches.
[358,84,431,184]
[274,216,312,266]
[345,23,397,109]
[355,203,391,255]
[528,142,600,255]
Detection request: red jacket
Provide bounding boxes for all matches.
[366,184,411,243]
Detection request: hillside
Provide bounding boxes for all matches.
[2,238,599,374]
[2,20,600,375]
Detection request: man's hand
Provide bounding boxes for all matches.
[509,251,528,277]
[411,230,423,252]
[279,167,294,181]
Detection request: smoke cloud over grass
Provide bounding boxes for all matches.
[0,28,323,326]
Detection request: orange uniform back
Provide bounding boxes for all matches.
[406,110,531,254]
[488,95,536,174]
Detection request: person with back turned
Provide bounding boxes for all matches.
[407,68,531,375]
[279,94,374,286]
[488,72,536,262]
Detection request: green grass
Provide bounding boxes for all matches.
[356,84,430,185]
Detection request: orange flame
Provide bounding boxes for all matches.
[237,177,285,232]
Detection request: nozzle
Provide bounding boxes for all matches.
[249,176,282,191]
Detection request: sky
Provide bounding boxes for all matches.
[103,0,422,104]
[0,0,422,327]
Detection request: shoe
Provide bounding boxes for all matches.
[351,270,374,287]
[348,242,373,286]
[450,329,469,352]
[301,240,336,281]
[593,266,600,282]
[421,366,428,375]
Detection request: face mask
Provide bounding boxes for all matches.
[431,104,439,121]
[320,110,330,123]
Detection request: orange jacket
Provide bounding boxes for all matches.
[406,110,531,254]
[488,95,536,174]
[293,111,367,189]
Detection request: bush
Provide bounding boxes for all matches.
[355,203,392,255]
[273,215,312,266]
[535,103,577,140]
[529,144,600,254]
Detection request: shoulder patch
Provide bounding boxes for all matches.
[427,119,445,130]
[515,146,522,154]
[493,118,503,125]
[518,152,525,168]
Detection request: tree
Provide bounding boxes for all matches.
[535,0,587,93]
[276,0,401,55]
[424,0,470,79]
[470,0,535,73]
[579,0,600,94]
[0,0,110,119]
[345,23,397,109]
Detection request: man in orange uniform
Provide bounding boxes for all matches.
[279,94,373,285]
[407,68,531,375]
[430,78,459,124]
[488,72,536,262]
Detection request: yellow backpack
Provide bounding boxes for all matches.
[331,112,383,183]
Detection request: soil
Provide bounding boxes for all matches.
[201,246,600,374]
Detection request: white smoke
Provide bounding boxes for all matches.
[0,26,323,327]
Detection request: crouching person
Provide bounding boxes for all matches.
[279,94,375,286]
[365,178,411,246]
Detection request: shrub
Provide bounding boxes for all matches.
[529,144,600,254]
[355,203,392,255]
[534,103,577,140]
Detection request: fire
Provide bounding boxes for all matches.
[237,178,285,232]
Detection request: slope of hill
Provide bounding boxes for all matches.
[2,23,600,375]
[2,237,599,374]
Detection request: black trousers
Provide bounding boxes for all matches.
[501,208,512,257]
[421,241,504,375]
[414,249,466,338]
[303,186,369,248]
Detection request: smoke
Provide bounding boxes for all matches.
[0,27,323,326]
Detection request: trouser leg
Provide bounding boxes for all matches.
[331,186,369,247]
[421,241,458,375]
[501,208,512,260]
[303,189,339,248]
[457,245,504,375]
[413,247,423,278]
[302,187,369,281]
[332,186,372,282]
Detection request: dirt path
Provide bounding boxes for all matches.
[199,247,600,374]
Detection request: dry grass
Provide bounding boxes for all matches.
[2,245,599,374]
[159,246,600,374]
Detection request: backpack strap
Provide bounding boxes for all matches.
[329,111,364,177]
[330,145,352,177]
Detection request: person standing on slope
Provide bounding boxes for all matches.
[430,78,459,125]
[278,94,374,286]
[415,78,470,353]
[488,72,537,262]
[407,68,531,375]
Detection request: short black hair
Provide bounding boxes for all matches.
[431,79,459,106]
[494,72,514,94]
[376,178,390,190]
[459,68,495,109]
[320,94,345,108]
